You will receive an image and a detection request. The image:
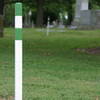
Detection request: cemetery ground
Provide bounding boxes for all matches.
[0,28,100,100]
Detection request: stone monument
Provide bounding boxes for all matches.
[72,0,100,29]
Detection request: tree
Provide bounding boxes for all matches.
[90,0,100,9]
[66,0,74,25]
[0,0,4,37]
[35,0,45,27]
[35,0,68,27]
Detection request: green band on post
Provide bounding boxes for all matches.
[15,29,22,40]
[15,3,22,16]
[15,2,22,40]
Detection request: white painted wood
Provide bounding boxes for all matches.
[15,40,22,100]
[15,16,22,28]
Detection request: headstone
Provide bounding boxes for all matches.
[79,10,100,28]
[80,10,91,25]
[91,10,100,28]
[72,0,89,25]
[72,0,100,29]
[73,0,81,25]
[81,0,89,10]
[58,13,65,28]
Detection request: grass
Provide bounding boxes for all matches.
[0,28,100,100]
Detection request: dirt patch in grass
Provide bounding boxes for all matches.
[0,96,14,100]
[76,47,100,54]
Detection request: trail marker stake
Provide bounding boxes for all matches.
[15,3,22,100]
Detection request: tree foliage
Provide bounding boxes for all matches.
[0,0,100,37]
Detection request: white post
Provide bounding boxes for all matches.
[46,17,50,36]
[15,3,22,100]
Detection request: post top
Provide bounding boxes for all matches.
[15,2,22,6]
[15,2,22,16]
[16,2,22,4]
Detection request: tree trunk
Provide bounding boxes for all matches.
[0,15,4,37]
[89,1,93,9]
[67,0,73,25]
[0,0,4,37]
[36,0,44,27]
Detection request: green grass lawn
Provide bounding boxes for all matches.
[0,28,100,100]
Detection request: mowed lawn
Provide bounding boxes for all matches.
[0,28,100,100]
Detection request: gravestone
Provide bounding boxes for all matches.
[80,10,91,26]
[81,0,89,10]
[79,10,100,29]
[58,13,65,28]
[73,0,89,26]
[72,0,100,29]
[92,10,100,28]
